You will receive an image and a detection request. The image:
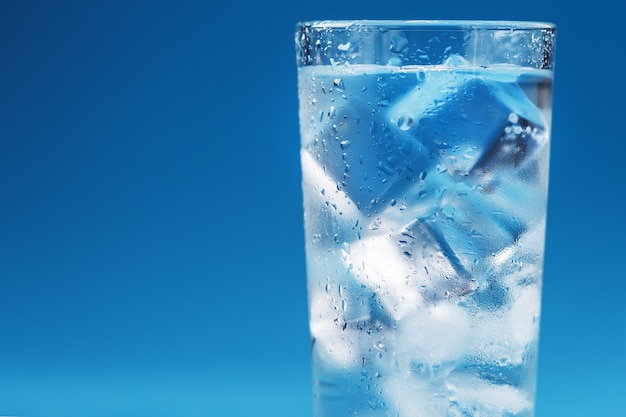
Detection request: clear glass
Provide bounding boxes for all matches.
[296,20,556,417]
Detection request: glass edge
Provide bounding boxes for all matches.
[295,20,556,30]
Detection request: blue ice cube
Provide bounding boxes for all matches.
[388,72,547,176]
[459,114,551,232]
[419,182,526,286]
[481,112,548,167]
[303,70,438,215]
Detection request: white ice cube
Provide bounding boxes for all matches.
[472,277,541,366]
[301,149,364,244]
[449,376,533,415]
[396,302,473,365]
[343,234,425,320]
[309,287,363,368]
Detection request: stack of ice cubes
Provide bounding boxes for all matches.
[301,55,549,416]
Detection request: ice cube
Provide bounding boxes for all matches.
[309,287,363,368]
[343,215,483,323]
[309,274,395,414]
[396,302,473,365]
[447,376,533,416]
[342,233,426,321]
[382,374,448,417]
[387,71,547,176]
[469,279,541,366]
[481,114,547,169]
[301,149,364,245]
[372,163,454,230]
[450,358,527,388]
[466,112,550,201]
[421,181,527,286]
[305,225,396,369]
[302,70,437,215]
[308,264,386,370]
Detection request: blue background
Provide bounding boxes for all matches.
[0,1,623,416]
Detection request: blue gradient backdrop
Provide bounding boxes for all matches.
[0,1,623,416]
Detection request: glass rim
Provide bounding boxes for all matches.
[296,20,556,31]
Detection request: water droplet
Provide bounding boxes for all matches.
[419,171,427,180]
[378,160,394,176]
[340,140,351,150]
[333,78,345,89]
[369,218,381,230]
[397,114,413,131]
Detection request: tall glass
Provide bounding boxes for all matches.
[295,20,556,417]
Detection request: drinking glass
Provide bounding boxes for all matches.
[296,20,556,417]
